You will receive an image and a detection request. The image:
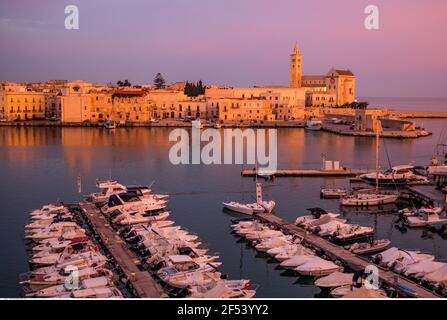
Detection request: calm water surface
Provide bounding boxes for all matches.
[1,117,447,297]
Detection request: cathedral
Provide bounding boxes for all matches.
[289,43,356,107]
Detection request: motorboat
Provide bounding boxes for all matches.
[331,225,375,243]
[28,276,114,298]
[157,263,222,288]
[254,236,293,252]
[30,204,66,217]
[244,229,284,241]
[70,286,123,298]
[404,210,447,228]
[340,193,398,207]
[399,206,443,217]
[320,188,347,199]
[373,247,434,271]
[189,280,256,298]
[101,192,166,215]
[223,181,275,215]
[274,245,313,262]
[295,208,340,227]
[280,254,317,270]
[104,120,117,129]
[295,258,343,276]
[404,260,446,279]
[314,272,354,289]
[392,252,435,274]
[305,118,322,131]
[359,165,429,186]
[330,285,387,298]
[423,264,447,288]
[347,239,391,255]
[310,219,349,237]
[112,209,170,225]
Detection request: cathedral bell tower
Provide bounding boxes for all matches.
[290,43,302,88]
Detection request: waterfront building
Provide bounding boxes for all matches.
[290,44,356,107]
[218,98,274,122]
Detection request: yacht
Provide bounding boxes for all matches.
[340,193,398,206]
[359,165,429,186]
[295,208,340,227]
[347,239,391,255]
[222,182,275,215]
[331,224,375,243]
[305,118,323,131]
[280,255,318,270]
[101,192,167,215]
[111,209,170,225]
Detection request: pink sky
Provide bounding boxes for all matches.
[0,0,446,97]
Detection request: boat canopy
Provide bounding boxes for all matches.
[168,255,194,264]
[81,276,108,289]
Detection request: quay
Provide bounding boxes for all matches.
[79,202,165,298]
[241,169,369,177]
[256,213,440,298]
[322,123,431,139]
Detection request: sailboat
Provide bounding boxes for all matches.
[341,122,399,207]
[222,179,275,216]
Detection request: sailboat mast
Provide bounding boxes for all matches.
[375,123,380,192]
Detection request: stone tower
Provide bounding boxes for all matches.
[290,43,302,88]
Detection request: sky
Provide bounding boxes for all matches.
[0,0,446,97]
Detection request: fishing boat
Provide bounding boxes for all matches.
[314,272,354,289]
[222,181,275,215]
[104,120,117,129]
[305,118,323,131]
[320,187,348,199]
[347,239,391,255]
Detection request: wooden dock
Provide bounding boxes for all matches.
[404,185,445,206]
[241,169,369,177]
[257,213,440,298]
[79,203,165,298]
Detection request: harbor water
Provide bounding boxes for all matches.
[1,113,447,297]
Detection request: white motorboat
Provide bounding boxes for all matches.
[340,193,398,206]
[310,219,349,237]
[348,239,391,255]
[245,229,284,241]
[29,276,114,298]
[189,280,256,298]
[254,236,292,252]
[359,165,429,186]
[30,204,65,217]
[331,225,375,243]
[330,285,387,298]
[101,192,166,215]
[314,272,354,289]
[223,181,275,215]
[295,208,340,227]
[274,245,313,262]
[112,210,170,225]
[404,260,446,279]
[373,247,434,271]
[280,254,317,270]
[295,258,343,276]
[392,253,435,274]
[423,264,447,288]
[399,206,442,217]
[305,118,323,131]
[404,210,447,228]
[104,119,117,129]
[70,286,123,298]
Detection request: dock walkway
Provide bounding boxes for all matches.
[404,185,445,206]
[257,213,440,298]
[241,169,369,177]
[79,202,165,298]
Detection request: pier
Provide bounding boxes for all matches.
[241,169,369,177]
[256,213,440,298]
[403,185,445,206]
[79,202,165,298]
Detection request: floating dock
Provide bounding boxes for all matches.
[256,213,440,298]
[241,169,369,177]
[79,203,165,298]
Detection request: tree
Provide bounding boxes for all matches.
[153,73,166,89]
[184,80,206,97]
